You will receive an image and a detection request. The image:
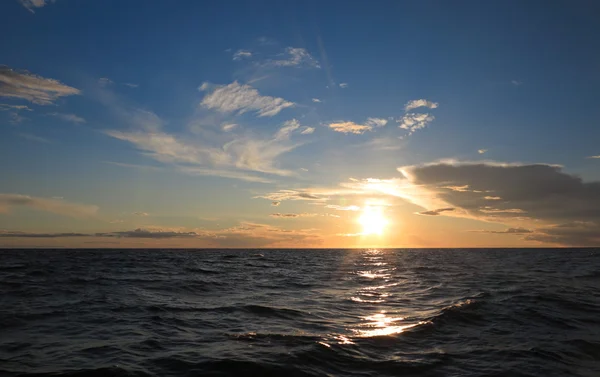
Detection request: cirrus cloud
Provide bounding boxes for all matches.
[199,81,294,117]
[0,66,80,105]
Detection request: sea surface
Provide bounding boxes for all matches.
[1,249,599,377]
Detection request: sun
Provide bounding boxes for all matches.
[358,205,388,235]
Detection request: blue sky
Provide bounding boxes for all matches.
[1,0,599,248]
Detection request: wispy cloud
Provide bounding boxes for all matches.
[404,99,438,112]
[233,49,252,61]
[16,132,51,143]
[48,112,86,124]
[301,127,315,135]
[0,104,32,111]
[221,123,238,132]
[511,80,523,86]
[366,117,388,127]
[19,0,54,13]
[177,166,273,183]
[105,110,309,181]
[0,231,89,238]
[132,212,149,216]
[0,193,98,218]
[472,227,532,234]
[271,201,281,206]
[339,83,349,89]
[199,81,294,117]
[270,213,318,218]
[478,149,488,154]
[257,189,327,202]
[587,155,600,159]
[416,207,455,216]
[329,121,372,134]
[312,98,321,103]
[268,47,320,68]
[397,113,435,135]
[98,77,113,87]
[326,205,360,211]
[123,83,139,88]
[0,66,80,105]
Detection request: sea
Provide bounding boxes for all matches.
[1,249,599,377]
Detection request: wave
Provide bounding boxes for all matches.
[14,367,151,377]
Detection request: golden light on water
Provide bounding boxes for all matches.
[358,205,388,235]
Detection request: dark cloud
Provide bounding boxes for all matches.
[0,231,89,238]
[96,228,197,239]
[416,207,455,216]
[471,227,533,234]
[400,162,600,246]
[401,162,600,223]
[524,222,600,247]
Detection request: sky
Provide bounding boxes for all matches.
[1,0,599,248]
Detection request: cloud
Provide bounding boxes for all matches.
[177,166,273,183]
[362,137,403,151]
[0,231,89,238]
[19,0,54,13]
[326,205,360,211]
[97,228,198,239]
[524,222,600,247]
[233,49,253,61]
[124,83,139,88]
[397,161,600,246]
[339,83,349,88]
[312,98,321,103]
[17,133,50,143]
[105,114,306,180]
[329,121,372,134]
[0,104,32,111]
[271,201,281,206]
[511,80,523,86]
[478,149,488,154]
[1,221,324,247]
[270,213,318,218]
[365,118,388,128]
[587,155,600,159]
[268,47,320,68]
[200,81,294,117]
[472,227,533,234]
[98,78,113,87]
[133,212,149,216]
[8,112,27,124]
[416,207,455,216]
[49,112,86,124]
[221,123,238,132]
[300,127,315,135]
[0,194,98,218]
[404,99,439,112]
[397,113,435,135]
[257,189,327,202]
[0,66,80,105]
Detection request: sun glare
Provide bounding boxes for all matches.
[358,205,388,235]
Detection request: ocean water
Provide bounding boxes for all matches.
[1,249,599,377]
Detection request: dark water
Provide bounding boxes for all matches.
[1,249,599,377]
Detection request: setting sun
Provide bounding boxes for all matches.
[358,206,388,235]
